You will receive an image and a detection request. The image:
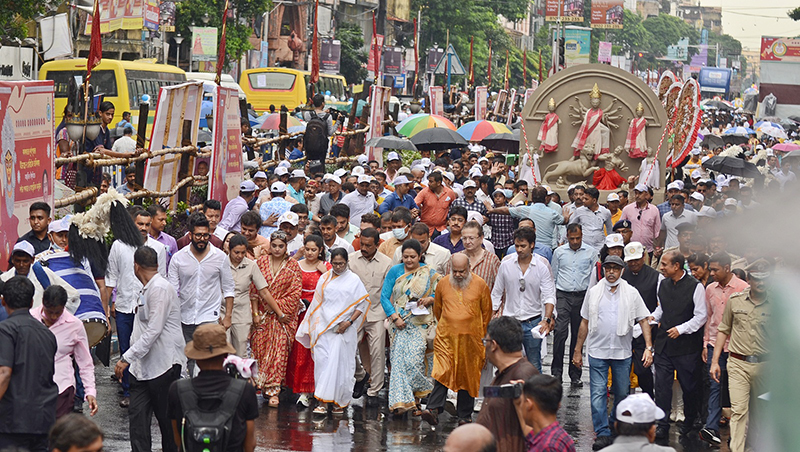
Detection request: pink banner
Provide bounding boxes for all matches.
[209,86,244,211]
[84,0,145,34]
[524,88,536,106]
[0,81,55,266]
[428,86,444,116]
[474,86,487,120]
[366,85,391,167]
[598,41,613,63]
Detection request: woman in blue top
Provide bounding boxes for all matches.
[380,239,441,416]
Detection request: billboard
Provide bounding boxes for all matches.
[383,47,404,76]
[761,37,800,62]
[598,41,612,63]
[320,39,341,74]
[85,0,145,34]
[564,27,592,68]
[191,27,218,61]
[367,34,384,74]
[590,0,623,29]
[0,81,55,266]
[209,86,243,211]
[426,47,444,74]
[546,0,584,22]
[698,67,732,94]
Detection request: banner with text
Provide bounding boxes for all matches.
[192,27,219,62]
[475,86,488,120]
[546,0,584,22]
[321,39,341,73]
[85,0,145,34]
[760,37,800,62]
[365,85,392,167]
[590,0,623,29]
[383,47,404,76]
[598,41,613,63]
[564,27,592,68]
[367,34,384,75]
[209,86,243,210]
[429,86,444,116]
[0,81,55,265]
[144,82,203,209]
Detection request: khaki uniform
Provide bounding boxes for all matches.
[717,287,770,452]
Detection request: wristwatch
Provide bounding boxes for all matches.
[545,317,553,324]
[646,346,655,353]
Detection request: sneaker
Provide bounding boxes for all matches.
[570,379,584,388]
[592,436,614,450]
[297,394,311,408]
[655,426,669,442]
[699,428,721,446]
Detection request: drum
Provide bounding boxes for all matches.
[82,316,109,347]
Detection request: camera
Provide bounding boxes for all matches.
[483,382,522,398]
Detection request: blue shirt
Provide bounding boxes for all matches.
[509,203,564,249]
[505,243,553,263]
[287,185,305,205]
[550,243,598,292]
[288,148,304,160]
[378,191,418,215]
[259,197,293,236]
[116,119,132,129]
[432,232,465,254]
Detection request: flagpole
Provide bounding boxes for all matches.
[487,40,492,88]
[215,0,229,85]
[522,49,527,87]
[504,49,509,91]
[310,0,320,89]
[412,17,419,96]
[469,36,474,88]
[538,50,543,83]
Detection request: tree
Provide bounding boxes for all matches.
[788,7,800,20]
[1,0,60,41]
[336,22,367,85]
[642,13,699,57]
[610,9,654,56]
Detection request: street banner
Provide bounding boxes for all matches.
[367,34,384,74]
[761,37,800,62]
[564,27,591,68]
[475,86,488,120]
[429,86,444,116]
[144,82,203,209]
[366,85,391,166]
[590,0,624,29]
[209,86,243,210]
[0,80,55,266]
[506,88,517,126]
[321,39,341,73]
[85,0,145,34]
[546,0,583,22]
[427,47,444,74]
[598,41,613,63]
[493,89,508,117]
[383,47,404,76]
[144,0,159,30]
[191,27,218,62]
[524,88,536,106]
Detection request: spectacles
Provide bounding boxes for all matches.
[192,233,210,239]
[481,338,493,346]
[519,277,526,292]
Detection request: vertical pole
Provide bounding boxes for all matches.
[134,101,149,206]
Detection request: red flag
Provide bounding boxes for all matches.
[372,12,381,84]
[87,0,102,81]
[468,36,474,86]
[487,40,492,87]
[412,18,419,94]
[538,50,543,83]
[522,50,527,86]
[215,0,229,85]
[310,0,320,85]
[504,49,509,91]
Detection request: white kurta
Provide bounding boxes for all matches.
[638,158,661,189]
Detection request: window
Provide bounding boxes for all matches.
[247,72,297,90]
[47,70,118,98]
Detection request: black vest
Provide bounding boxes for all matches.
[655,272,703,356]
[622,265,660,312]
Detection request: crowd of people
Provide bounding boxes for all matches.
[1,96,785,452]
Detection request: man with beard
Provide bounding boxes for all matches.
[421,254,493,426]
[168,213,235,377]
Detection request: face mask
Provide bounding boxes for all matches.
[606,278,620,287]
[392,227,408,240]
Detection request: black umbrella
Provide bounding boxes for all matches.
[481,132,520,154]
[702,155,762,178]
[700,134,724,149]
[410,127,469,151]
[197,129,212,143]
[703,100,732,111]
[365,135,418,151]
[721,134,748,146]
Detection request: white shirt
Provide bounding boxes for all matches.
[340,190,377,227]
[391,242,450,276]
[651,271,708,336]
[491,253,556,320]
[324,236,355,260]
[105,237,167,314]
[122,274,186,380]
[287,234,304,256]
[168,245,235,325]
[111,135,137,154]
[580,282,649,360]
[660,209,698,249]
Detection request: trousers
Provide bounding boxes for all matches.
[116,310,136,396]
[427,380,475,421]
[551,290,585,381]
[589,355,631,437]
[520,316,543,372]
[727,357,765,452]
[129,364,181,452]
[227,322,252,358]
[705,345,729,432]
[356,320,387,397]
[654,351,703,430]
[0,433,48,452]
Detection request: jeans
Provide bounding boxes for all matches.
[74,364,85,405]
[116,311,136,396]
[706,345,729,432]
[589,355,632,437]
[0,434,48,452]
[551,290,585,381]
[520,316,543,372]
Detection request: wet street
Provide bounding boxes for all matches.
[88,343,729,452]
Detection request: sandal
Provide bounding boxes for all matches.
[268,396,280,408]
[313,406,327,416]
[331,406,345,415]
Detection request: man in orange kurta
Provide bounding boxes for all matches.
[421,254,493,426]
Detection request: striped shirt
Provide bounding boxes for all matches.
[453,249,501,290]
[525,421,576,452]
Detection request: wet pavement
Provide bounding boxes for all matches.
[88,342,730,452]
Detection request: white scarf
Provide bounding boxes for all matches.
[586,278,643,337]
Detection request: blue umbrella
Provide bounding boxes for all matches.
[722,126,755,136]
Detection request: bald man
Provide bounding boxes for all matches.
[444,423,497,452]
[421,254,494,426]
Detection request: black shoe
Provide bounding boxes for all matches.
[352,372,370,399]
[699,427,721,446]
[679,422,696,437]
[592,436,614,450]
[119,397,130,409]
[655,426,669,443]
[419,409,438,426]
[457,417,473,426]
[570,379,583,388]
[366,396,381,408]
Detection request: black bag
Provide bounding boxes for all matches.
[304,112,330,161]
[176,378,246,452]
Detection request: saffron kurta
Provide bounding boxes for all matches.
[432,274,493,397]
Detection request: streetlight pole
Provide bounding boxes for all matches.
[174,34,184,69]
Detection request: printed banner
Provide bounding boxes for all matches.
[523,88,536,107]
[144,0,159,30]
[85,0,145,34]
[191,27,218,61]
[367,34,384,74]
[591,0,624,29]
[0,81,55,266]
[564,27,592,68]
[209,86,243,211]
[474,86,488,120]
[427,47,444,74]
[383,47,404,76]
[760,37,800,62]
[144,82,203,209]
[428,86,444,116]
[365,85,391,167]
[506,89,517,126]
[598,41,613,63]
[493,89,508,117]
[545,0,583,22]
[321,39,341,74]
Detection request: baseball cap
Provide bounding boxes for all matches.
[393,175,411,185]
[698,206,717,218]
[613,219,632,231]
[634,183,649,193]
[493,189,512,199]
[411,164,426,173]
[542,185,555,195]
[478,156,489,163]
[324,175,342,185]
[463,180,477,189]
[691,171,702,180]
[387,151,401,162]
[352,166,365,176]
[48,217,71,233]
[420,157,432,167]
[333,168,348,178]
[444,171,455,182]
[278,211,299,226]
[755,144,764,151]
[271,181,287,193]
[690,148,701,155]
[275,167,289,176]
[616,393,666,424]
[766,148,774,157]
[290,169,307,180]
[607,192,620,202]
[666,181,681,191]
[674,180,685,190]
[690,192,704,202]
[356,154,368,164]
[624,242,645,262]
[184,324,237,360]
[397,166,411,176]
[239,180,257,192]
[469,168,483,178]
[357,175,372,185]
[12,241,35,258]
[277,160,292,169]
[602,255,625,268]
[605,233,624,248]
[724,198,738,207]
[253,171,267,180]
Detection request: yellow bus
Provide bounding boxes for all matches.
[39,58,186,138]
[240,67,350,113]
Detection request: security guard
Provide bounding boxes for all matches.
[709,258,772,452]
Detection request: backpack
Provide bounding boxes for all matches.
[304,112,331,160]
[176,377,247,452]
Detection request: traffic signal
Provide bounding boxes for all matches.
[638,52,644,58]
[558,37,565,67]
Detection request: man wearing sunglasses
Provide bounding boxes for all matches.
[620,184,661,259]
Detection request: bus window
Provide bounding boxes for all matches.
[47,70,118,98]
[247,72,296,90]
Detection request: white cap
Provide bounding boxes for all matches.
[277,160,292,169]
[420,157,432,167]
[12,241,35,258]
[605,233,624,248]
[606,192,620,202]
[387,151,401,162]
[275,167,289,176]
[278,211,299,226]
[691,171,702,179]
[542,185,555,195]
[634,183,649,193]
[756,144,764,150]
[666,181,681,191]
[397,166,411,175]
[616,393,666,424]
[270,181,287,193]
[724,198,738,207]
[698,206,717,218]
[690,148,701,155]
[690,192,704,202]
[411,164,426,173]
[478,156,489,163]
[356,154,368,164]
[48,217,71,233]
[239,180,257,192]
[357,175,372,185]
[253,171,267,180]
[467,210,484,226]
[352,166,365,176]
[463,180,477,189]
[624,242,645,262]
[333,168,348,178]
[674,180,685,190]
[444,171,455,182]
[393,175,411,185]
[766,148,774,157]
[325,175,342,185]
[469,169,483,178]
[290,169,307,179]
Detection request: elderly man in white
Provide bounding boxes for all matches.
[572,255,654,451]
